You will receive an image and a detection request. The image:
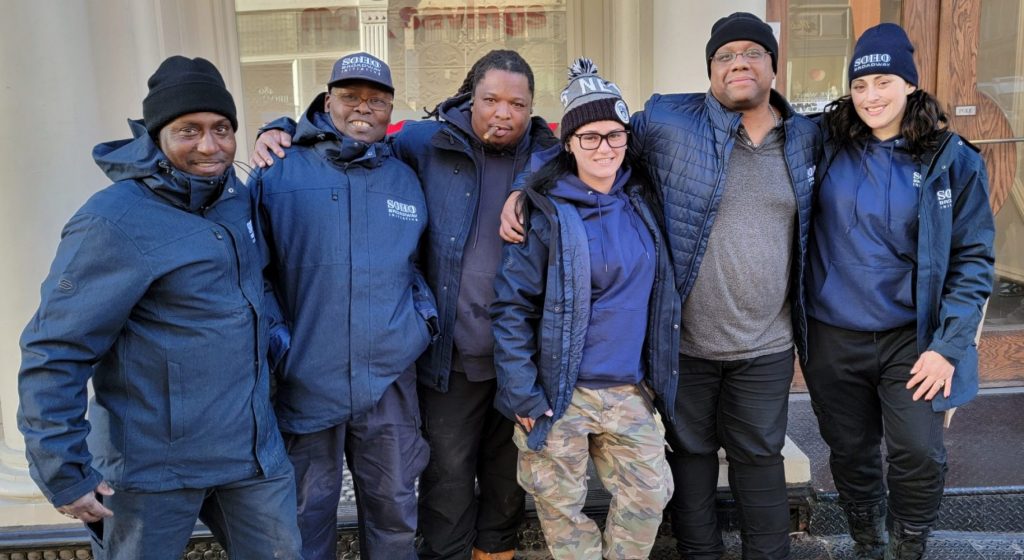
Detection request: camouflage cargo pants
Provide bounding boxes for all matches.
[513,385,673,559]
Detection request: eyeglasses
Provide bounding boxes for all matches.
[710,48,771,65]
[573,130,629,150]
[332,91,393,112]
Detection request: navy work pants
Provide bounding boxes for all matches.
[666,348,794,560]
[417,371,524,559]
[89,467,301,560]
[803,318,947,528]
[283,368,429,560]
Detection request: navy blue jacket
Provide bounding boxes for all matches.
[814,129,995,410]
[390,94,558,392]
[251,94,437,433]
[491,171,681,451]
[629,91,820,360]
[18,120,287,507]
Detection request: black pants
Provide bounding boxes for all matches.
[666,348,794,560]
[417,371,524,559]
[804,318,947,528]
[282,369,428,560]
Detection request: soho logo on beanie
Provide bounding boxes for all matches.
[849,23,919,86]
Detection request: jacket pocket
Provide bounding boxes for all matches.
[167,361,185,442]
[817,261,914,324]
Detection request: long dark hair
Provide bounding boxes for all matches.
[517,148,664,232]
[823,88,947,157]
[424,50,535,118]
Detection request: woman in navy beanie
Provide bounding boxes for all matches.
[804,23,995,560]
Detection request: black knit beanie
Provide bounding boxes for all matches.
[705,12,778,76]
[559,58,630,143]
[143,56,237,138]
[849,23,918,86]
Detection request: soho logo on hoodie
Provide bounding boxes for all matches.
[387,199,420,221]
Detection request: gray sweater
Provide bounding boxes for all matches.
[680,125,796,360]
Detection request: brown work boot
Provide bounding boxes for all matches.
[471,548,515,560]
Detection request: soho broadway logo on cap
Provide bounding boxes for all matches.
[341,54,383,77]
[388,199,420,222]
[852,53,892,74]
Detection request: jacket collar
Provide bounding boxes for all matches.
[293,92,389,169]
[703,89,799,145]
[429,93,557,155]
[93,119,236,213]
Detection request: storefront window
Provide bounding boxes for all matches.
[781,0,902,113]
[235,0,567,147]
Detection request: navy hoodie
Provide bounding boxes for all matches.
[807,136,919,331]
[444,102,532,380]
[548,168,655,387]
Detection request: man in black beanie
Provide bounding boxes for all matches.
[17,55,301,560]
[498,11,818,560]
[628,12,818,559]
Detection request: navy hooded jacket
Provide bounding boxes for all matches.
[629,91,819,360]
[18,120,287,507]
[250,94,437,434]
[812,128,995,411]
[491,162,681,451]
[390,94,558,392]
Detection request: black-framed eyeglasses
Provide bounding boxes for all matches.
[572,130,629,150]
[332,91,393,112]
[709,48,771,65]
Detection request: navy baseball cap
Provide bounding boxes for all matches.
[328,52,394,93]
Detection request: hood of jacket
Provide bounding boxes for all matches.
[436,92,537,157]
[92,118,233,213]
[292,92,389,168]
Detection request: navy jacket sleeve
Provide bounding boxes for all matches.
[258,116,298,139]
[491,211,553,421]
[17,214,151,506]
[247,169,291,372]
[927,154,995,364]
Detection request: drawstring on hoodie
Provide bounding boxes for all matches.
[471,141,522,249]
[846,140,897,234]
[594,191,609,272]
[591,185,652,273]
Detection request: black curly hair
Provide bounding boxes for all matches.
[823,88,948,157]
[424,49,535,118]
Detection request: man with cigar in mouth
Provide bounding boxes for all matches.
[253,49,557,560]
[250,52,438,560]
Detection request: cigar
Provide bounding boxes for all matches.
[482,125,499,141]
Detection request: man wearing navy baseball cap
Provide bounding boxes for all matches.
[249,51,437,559]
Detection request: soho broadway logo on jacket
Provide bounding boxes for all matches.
[937,188,953,210]
[387,199,420,221]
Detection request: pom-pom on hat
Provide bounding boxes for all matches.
[849,23,918,86]
[559,58,630,143]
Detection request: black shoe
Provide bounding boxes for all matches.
[844,502,886,560]
[884,520,928,560]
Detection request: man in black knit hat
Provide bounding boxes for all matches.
[626,13,819,559]
[17,56,301,560]
[493,11,819,560]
